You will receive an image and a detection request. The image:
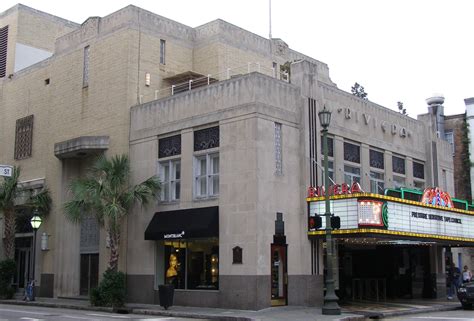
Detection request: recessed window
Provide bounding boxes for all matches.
[444,130,454,155]
[14,115,34,160]
[413,161,425,180]
[393,175,405,189]
[344,142,360,163]
[344,165,360,186]
[159,159,181,202]
[392,155,405,175]
[194,153,219,198]
[83,46,90,87]
[160,39,166,65]
[44,78,50,85]
[370,149,384,169]
[370,171,384,194]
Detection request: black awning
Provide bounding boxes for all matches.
[145,206,218,240]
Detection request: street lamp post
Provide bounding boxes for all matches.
[318,105,341,315]
[30,210,42,301]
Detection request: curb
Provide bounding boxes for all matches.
[132,308,255,321]
[349,304,461,319]
[0,299,114,313]
[0,300,255,321]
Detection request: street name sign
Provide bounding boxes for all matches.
[0,165,13,177]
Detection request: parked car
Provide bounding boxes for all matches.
[457,282,474,309]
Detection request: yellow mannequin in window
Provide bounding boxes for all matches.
[166,253,178,279]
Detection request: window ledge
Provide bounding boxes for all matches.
[193,196,219,202]
[158,200,180,205]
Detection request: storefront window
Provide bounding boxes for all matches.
[163,238,219,290]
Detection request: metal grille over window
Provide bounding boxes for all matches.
[83,46,90,87]
[14,115,34,160]
[0,25,8,78]
[275,122,282,175]
[159,135,181,158]
[320,136,334,157]
[194,126,219,151]
[370,149,384,169]
[80,215,100,253]
[392,155,405,174]
[344,142,360,163]
[413,162,425,179]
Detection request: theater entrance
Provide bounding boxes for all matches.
[337,240,436,301]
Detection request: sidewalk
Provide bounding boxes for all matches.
[0,296,462,321]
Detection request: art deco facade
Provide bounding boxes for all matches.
[0,3,466,310]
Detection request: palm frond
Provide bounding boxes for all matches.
[28,188,52,216]
[122,176,161,209]
[64,199,90,223]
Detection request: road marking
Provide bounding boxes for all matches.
[413,317,474,320]
[61,315,101,320]
[87,313,133,319]
[0,308,48,315]
[19,318,44,321]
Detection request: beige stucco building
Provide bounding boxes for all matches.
[1,3,470,310]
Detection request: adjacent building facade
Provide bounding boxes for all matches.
[0,3,471,310]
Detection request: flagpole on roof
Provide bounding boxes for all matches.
[269,0,272,39]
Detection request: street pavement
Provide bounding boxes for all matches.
[0,304,210,321]
[385,309,474,320]
[0,296,464,321]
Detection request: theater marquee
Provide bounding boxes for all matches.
[307,194,474,243]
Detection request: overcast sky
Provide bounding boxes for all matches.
[2,0,473,116]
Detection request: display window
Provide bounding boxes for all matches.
[163,238,219,290]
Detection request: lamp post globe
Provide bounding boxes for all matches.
[30,213,42,229]
[318,105,341,315]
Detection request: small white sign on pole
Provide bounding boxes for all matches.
[0,165,13,177]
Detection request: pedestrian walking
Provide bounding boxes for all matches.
[447,263,462,299]
[462,265,472,283]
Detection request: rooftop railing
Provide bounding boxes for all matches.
[140,62,289,104]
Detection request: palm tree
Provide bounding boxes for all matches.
[64,154,160,271]
[0,167,51,260]
[0,166,20,260]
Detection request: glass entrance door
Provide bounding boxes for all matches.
[271,244,287,306]
[14,247,31,291]
[80,253,99,295]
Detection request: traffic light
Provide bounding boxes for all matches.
[331,215,341,229]
[309,215,322,230]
